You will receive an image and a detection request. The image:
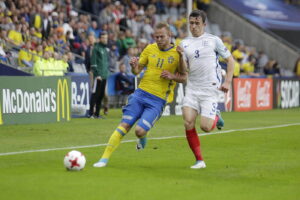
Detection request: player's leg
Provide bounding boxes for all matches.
[94,94,143,167]
[216,109,224,130]
[93,122,131,167]
[200,101,222,132]
[135,94,165,150]
[182,90,206,168]
[182,106,206,169]
[135,126,148,150]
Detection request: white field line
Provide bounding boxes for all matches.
[0,123,300,157]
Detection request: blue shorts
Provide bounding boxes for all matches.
[121,89,166,131]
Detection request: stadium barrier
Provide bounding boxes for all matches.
[273,77,300,109]
[233,78,273,112]
[67,73,90,117]
[163,77,300,115]
[0,76,71,125]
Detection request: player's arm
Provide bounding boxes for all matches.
[160,70,187,83]
[215,37,235,93]
[130,57,145,75]
[220,55,235,93]
[131,45,150,75]
[176,45,188,74]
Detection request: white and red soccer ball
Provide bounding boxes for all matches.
[64,150,86,171]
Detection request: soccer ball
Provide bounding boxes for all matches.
[64,150,86,171]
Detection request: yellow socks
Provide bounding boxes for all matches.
[101,126,128,160]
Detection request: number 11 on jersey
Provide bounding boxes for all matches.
[156,58,164,68]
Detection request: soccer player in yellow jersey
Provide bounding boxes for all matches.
[93,22,188,168]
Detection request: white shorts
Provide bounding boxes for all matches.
[182,87,219,120]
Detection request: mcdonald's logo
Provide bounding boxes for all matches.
[57,79,70,122]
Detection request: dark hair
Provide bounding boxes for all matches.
[189,10,207,23]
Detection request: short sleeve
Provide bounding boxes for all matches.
[139,45,150,66]
[215,37,231,59]
[179,41,188,62]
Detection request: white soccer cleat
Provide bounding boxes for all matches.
[93,158,108,168]
[93,161,107,168]
[190,160,206,169]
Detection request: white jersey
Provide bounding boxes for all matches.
[180,33,231,90]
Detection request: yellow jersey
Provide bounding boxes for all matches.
[138,43,180,103]
[233,60,241,77]
[242,62,255,73]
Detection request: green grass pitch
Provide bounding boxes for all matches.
[0,108,300,200]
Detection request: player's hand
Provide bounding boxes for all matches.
[160,70,174,80]
[219,81,230,93]
[176,46,184,56]
[130,57,139,68]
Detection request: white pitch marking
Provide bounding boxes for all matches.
[0,123,299,156]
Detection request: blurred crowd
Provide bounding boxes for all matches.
[0,0,299,78]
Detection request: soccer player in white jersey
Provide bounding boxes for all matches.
[180,10,234,169]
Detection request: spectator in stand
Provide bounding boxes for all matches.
[232,41,245,62]
[167,17,178,39]
[116,62,135,96]
[1,15,15,31]
[87,20,101,38]
[18,40,33,67]
[256,51,268,73]
[112,1,124,24]
[32,44,43,61]
[294,56,300,77]
[241,55,260,76]
[167,1,179,23]
[120,47,136,75]
[66,51,74,72]
[141,17,154,42]
[98,3,114,26]
[123,29,136,50]
[42,0,55,13]
[119,10,137,34]
[7,23,23,46]
[84,33,95,74]
[233,54,242,78]
[41,11,52,40]
[56,27,67,53]
[145,4,156,26]
[51,12,59,28]
[30,4,43,30]
[108,44,119,73]
[135,9,145,38]
[136,38,148,56]
[264,59,280,76]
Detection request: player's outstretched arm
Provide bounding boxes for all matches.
[130,57,144,75]
[220,55,235,93]
[176,46,188,74]
[160,70,187,83]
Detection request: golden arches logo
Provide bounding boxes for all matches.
[57,79,70,122]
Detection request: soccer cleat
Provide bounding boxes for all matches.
[136,137,147,151]
[93,158,108,168]
[216,110,224,130]
[190,160,206,169]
